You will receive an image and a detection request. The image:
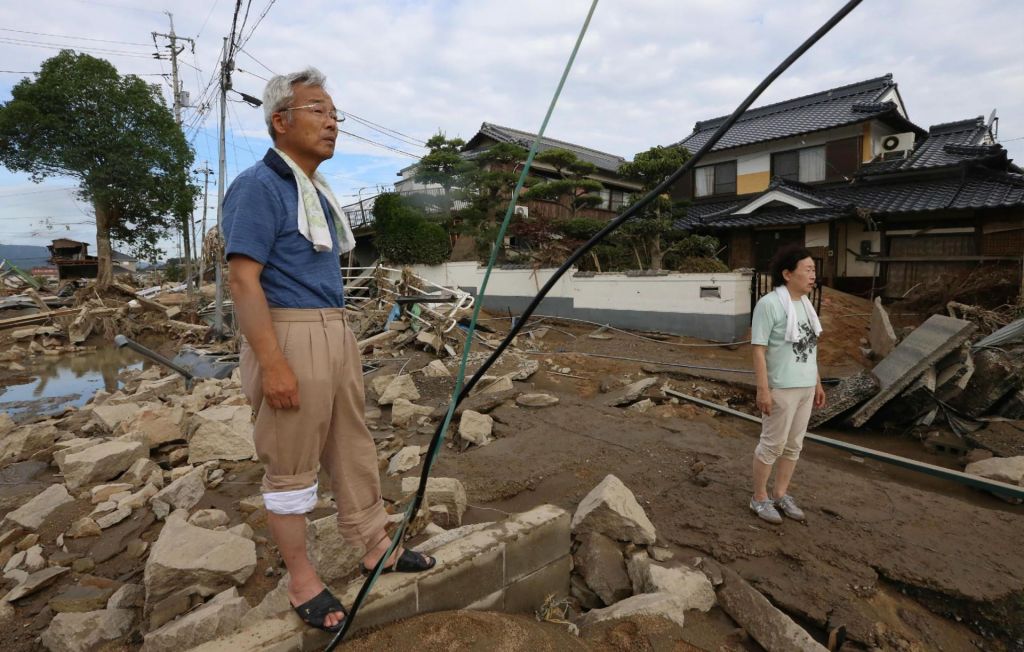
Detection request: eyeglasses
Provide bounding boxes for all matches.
[282,104,344,123]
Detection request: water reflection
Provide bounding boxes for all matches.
[0,345,148,419]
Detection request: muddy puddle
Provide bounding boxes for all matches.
[0,345,146,421]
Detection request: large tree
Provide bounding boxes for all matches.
[618,144,690,270]
[523,149,604,219]
[413,132,474,213]
[0,51,197,287]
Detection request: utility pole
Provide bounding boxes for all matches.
[214,37,231,336]
[152,12,197,295]
[194,162,214,283]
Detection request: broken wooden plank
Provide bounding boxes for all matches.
[0,308,79,331]
[356,330,398,351]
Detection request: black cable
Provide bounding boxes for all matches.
[326,1,863,647]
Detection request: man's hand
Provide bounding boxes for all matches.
[814,382,826,409]
[756,386,773,416]
[262,357,300,409]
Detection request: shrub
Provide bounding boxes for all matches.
[373,193,451,265]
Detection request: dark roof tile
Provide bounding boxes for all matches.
[471,122,627,173]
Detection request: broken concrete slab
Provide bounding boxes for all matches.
[306,515,365,583]
[421,360,450,378]
[40,608,135,652]
[935,346,975,403]
[602,377,658,407]
[187,405,255,464]
[576,591,688,630]
[966,421,1024,458]
[377,374,420,405]
[401,477,467,526]
[141,587,249,652]
[92,401,147,432]
[716,566,828,652]
[387,446,421,475]
[390,398,433,428]
[571,474,656,545]
[950,349,1024,418]
[0,421,57,465]
[122,405,187,449]
[59,440,148,490]
[625,554,716,612]
[869,297,897,358]
[574,532,631,606]
[848,315,975,427]
[150,467,207,519]
[872,368,934,427]
[458,410,493,446]
[5,483,75,531]
[965,456,1024,486]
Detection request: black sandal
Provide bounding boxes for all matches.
[360,548,436,576]
[292,588,347,633]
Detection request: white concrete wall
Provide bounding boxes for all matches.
[405,262,752,341]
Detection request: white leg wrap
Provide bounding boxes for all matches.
[263,482,318,515]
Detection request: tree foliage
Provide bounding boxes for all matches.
[0,51,197,287]
[523,148,603,218]
[373,193,451,265]
[413,132,474,212]
[617,145,691,271]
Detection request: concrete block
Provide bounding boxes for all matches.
[503,505,570,583]
[465,589,504,611]
[717,566,827,652]
[808,370,879,428]
[505,555,571,614]
[417,544,504,613]
[869,297,897,358]
[950,350,1023,417]
[848,315,975,427]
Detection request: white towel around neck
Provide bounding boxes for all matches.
[273,148,355,254]
[774,285,823,343]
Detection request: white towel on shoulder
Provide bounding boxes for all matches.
[774,285,822,343]
[273,148,355,254]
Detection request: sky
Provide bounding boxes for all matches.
[0,0,1022,259]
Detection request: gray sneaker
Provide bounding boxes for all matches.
[749,497,782,524]
[774,494,806,521]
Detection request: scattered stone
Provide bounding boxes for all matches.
[420,360,450,378]
[67,518,101,539]
[716,566,828,652]
[118,484,159,510]
[458,410,494,446]
[576,591,689,630]
[50,584,118,613]
[121,405,187,449]
[415,330,444,353]
[72,558,96,574]
[571,574,603,610]
[387,446,421,475]
[126,539,149,558]
[59,440,148,490]
[15,533,39,552]
[188,509,230,530]
[401,477,467,526]
[96,507,132,530]
[3,566,68,602]
[649,546,673,562]
[965,455,1024,486]
[92,401,146,432]
[40,608,135,652]
[306,515,365,583]
[187,405,255,464]
[626,554,715,611]
[23,544,45,571]
[5,483,75,531]
[515,393,559,408]
[511,357,540,381]
[481,375,515,394]
[377,375,420,405]
[119,458,162,487]
[0,421,57,465]
[169,466,195,482]
[91,483,134,504]
[627,398,654,413]
[575,532,632,606]
[107,583,145,609]
[369,374,396,396]
[571,474,657,545]
[141,587,249,652]
[150,467,206,519]
[226,523,254,540]
[603,377,658,407]
[390,398,433,428]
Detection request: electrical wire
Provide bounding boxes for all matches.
[0,28,151,47]
[237,48,276,76]
[337,128,421,158]
[341,111,426,148]
[196,0,221,39]
[0,36,158,59]
[236,0,276,50]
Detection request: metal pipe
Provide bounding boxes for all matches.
[664,389,1024,500]
[114,334,195,388]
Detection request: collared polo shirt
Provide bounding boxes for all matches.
[223,149,345,308]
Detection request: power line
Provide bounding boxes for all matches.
[0,27,151,47]
[0,37,159,59]
[234,67,267,82]
[237,48,275,76]
[196,0,221,38]
[236,0,276,50]
[343,112,426,148]
[337,128,421,158]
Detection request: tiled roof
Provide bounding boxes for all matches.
[675,75,908,154]
[859,116,1000,175]
[467,122,627,173]
[701,206,851,228]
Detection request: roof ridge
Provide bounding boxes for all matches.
[928,116,985,133]
[480,122,626,161]
[691,74,894,132]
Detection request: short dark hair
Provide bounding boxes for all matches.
[769,244,813,287]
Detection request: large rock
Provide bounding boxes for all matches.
[421,360,450,378]
[574,532,632,606]
[401,477,467,525]
[377,374,420,405]
[5,484,75,531]
[390,398,433,428]
[306,515,365,583]
[150,468,207,519]
[0,421,57,465]
[458,410,493,446]
[144,516,256,626]
[869,297,897,358]
[188,509,230,530]
[120,458,162,487]
[603,377,658,407]
[4,566,69,602]
[626,553,715,611]
[516,393,559,408]
[965,456,1024,486]
[122,405,186,449]
[716,566,827,652]
[92,402,146,432]
[141,587,249,652]
[387,446,421,475]
[188,405,255,464]
[576,591,689,630]
[40,608,135,652]
[50,584,118,613]
[59,440,148,490]
[571,474,656,545]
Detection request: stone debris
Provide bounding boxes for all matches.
[377,374,420,405]
[401,476,467,526]
[5,483,75,531]
[576,591,689,630]
[121,405,187,449]
[107,583,145,609]
[50,583,118,613]
[59,439,148,490]
[626,553,715,611]
[964,455,1024,486]
[41,608,135,652]
[387,445,421,475]
[603,376,658,407]
[141,587,249,652]
[66,517,102,539]
[0,420,57,465]
[574,532,632,606]
[91,483,134,504]
[626,398,654,413]
[4,565,69,602]
[187,404,255,464]
[119,458,163,487]
[390,398,433,428]
[95,506,132,530]
[150,467,207,520]
[516,393,559,408]
[869,296,897,358]
[92,401,146,432]
[458,410,494,446]
[306,515,365,583]
[188,509,230,530]
[421,359,451,378]
[571,474,657,545]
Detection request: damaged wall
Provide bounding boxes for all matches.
[405,262,753,342]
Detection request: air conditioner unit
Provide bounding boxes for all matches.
[513,205,529,218]
[880,132,915,154]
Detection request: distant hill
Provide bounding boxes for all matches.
[0,244,51,269]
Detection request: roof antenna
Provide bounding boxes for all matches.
[985,109,998,141]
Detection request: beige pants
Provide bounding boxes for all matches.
[240,307,387,548]
[754,386,815,465]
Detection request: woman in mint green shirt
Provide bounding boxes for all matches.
[749,245,825,524]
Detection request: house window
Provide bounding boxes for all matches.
[772,145,826,183]
[694,161,737,197]
[825,137,860,181]
[610,189,631,212]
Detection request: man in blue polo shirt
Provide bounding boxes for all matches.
[223,68,434,633]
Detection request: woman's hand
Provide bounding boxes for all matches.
[814,382,826,409]
[756,386,773,416]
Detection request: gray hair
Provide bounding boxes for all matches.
[262,67,327,140]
